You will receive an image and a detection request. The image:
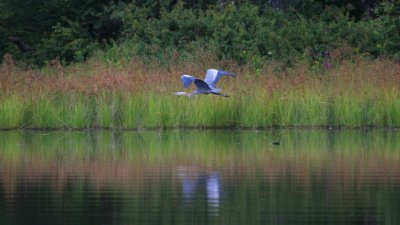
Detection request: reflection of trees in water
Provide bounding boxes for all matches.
[0,161,398,224]
[0,178,124,225]
[0,153,398,195]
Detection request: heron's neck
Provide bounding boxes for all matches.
[175,91,190,96]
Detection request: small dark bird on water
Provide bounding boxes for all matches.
[272,141,280,145]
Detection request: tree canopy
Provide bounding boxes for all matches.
[0,0,399,66]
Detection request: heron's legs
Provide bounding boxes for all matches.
[212,93,230,97]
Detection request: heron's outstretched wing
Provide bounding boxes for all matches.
[181,74,211,92]
[181,75,197,88]
[194,79,211,92]
[204,69,235,88]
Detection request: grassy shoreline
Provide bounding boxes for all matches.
[1,58,400,130]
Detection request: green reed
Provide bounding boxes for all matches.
[0,95,25,129]
[1,59,400,129]
[1,89,400,129]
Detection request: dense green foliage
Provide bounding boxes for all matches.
[1,0,399,66]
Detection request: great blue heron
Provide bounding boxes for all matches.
[175,69,235,97]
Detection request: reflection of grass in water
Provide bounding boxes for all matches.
[0,130,399,163]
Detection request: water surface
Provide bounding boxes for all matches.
[0,130,399,225]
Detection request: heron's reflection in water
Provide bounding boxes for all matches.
[206,172,220,216]
[177,167,221,216]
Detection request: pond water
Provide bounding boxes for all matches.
[0,130,399,225]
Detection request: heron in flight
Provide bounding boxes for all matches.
[175,69,235,97]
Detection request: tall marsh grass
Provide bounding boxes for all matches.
[0,57,399,129]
